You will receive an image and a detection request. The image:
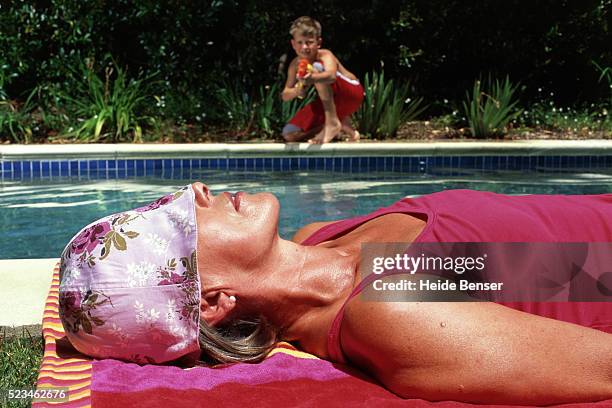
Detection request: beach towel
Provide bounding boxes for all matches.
[34,263,612,407]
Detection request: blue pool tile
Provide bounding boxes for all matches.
[373,157,383,171]
[550,156,560,169]
[60,161,69,177]
[596,155,605,168]
[41,161,50,176]
[418,157,428,172]
[21,161,31,177]
[50,161,59,177]
[134,160,143,176]
[69,160,78,175]
[126,160,135,169]
[117,159,125,170]
[242,158,251,171]
[31,161,41,177]
[2,162,10,171]
[79,160,88,174]
[270,158,279,171]
[262,158,272,171]
[461,156,475,169]
[144,160,154,172]
[98,160,108,171]
[351,157,361,172]
[153,159,162,171]
[182,159,191,170]
[606,155,612,167]
[12,162,22,178]
[398,157,408,173]
[333,158,342,172]
[297,157,306,170]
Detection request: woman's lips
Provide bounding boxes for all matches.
[234,192,242,211]
[223,192,242,211]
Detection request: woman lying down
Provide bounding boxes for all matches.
[58,182,612,405]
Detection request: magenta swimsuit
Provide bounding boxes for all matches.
[301,189,612,364]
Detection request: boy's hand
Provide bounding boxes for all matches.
[295,81,308,98]
[301,72,314,87]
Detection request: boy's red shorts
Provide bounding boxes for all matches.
[288,76,364,131]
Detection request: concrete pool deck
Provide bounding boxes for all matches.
[1,140,611,332]
[0,258,57,335]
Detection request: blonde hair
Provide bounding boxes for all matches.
[289,16,322,38]
[197,316,279,365]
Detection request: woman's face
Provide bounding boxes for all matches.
[192,182,280,287]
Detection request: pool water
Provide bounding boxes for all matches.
[1,170,612,259]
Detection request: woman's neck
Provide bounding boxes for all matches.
[236,239,358,347]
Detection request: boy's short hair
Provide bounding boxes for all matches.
[290,16,322,38]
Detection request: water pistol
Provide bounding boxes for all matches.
[295,58,313,98]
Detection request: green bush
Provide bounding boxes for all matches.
[593,61,612,108]
[463,76,521,138]
[517,97,611,134]
[355,70,425,139]
[50,57,155,142]
[0,90,37,144]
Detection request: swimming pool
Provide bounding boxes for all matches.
[2,169,611,259]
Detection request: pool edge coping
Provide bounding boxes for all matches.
[2,140,612,160]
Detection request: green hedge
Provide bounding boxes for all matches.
[0,0,610,138]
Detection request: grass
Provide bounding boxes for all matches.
[0,328,44,407]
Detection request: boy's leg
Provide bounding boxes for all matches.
[282,124,323,142]
[308,82,342,144]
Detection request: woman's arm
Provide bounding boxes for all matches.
[341,298,612,405]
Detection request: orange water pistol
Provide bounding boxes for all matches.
[295,58,313,98]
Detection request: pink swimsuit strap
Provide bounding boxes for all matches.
[301,199,432,364]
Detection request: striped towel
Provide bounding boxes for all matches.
[33,263,612,407]
[33,262,92,407]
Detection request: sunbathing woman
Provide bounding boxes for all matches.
[58,182,612,405]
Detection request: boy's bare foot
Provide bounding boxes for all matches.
[308,119,342,144]
[341,125,360,142]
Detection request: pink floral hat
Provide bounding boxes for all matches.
[58,185,200,364]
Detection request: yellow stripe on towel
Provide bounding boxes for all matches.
[33,263,93,408]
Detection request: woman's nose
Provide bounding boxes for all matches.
[192,182,211,206]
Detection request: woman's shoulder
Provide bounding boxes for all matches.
[291,220,341,243]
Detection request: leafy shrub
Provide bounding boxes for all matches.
[354,70,425,139]
[462,76,521,138]
[51,57,154,142]
[593,61,612,107]
[215,80,315,138]
[0,90,37,143]
[517,98,611,134]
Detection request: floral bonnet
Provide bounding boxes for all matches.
[58,185,200,364]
